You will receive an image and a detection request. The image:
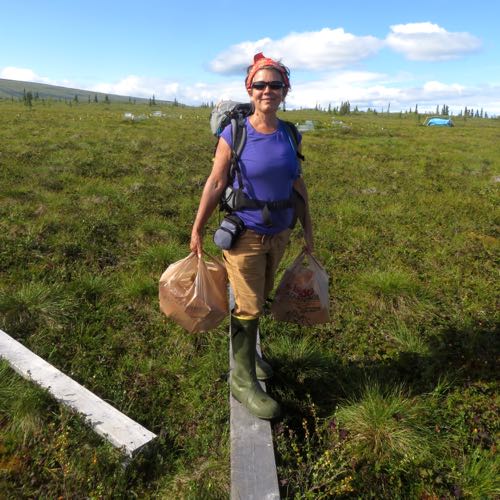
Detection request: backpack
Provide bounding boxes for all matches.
[209,100,305,227]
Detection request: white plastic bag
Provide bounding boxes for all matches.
[271,250,330,325]
[159,252,228,332]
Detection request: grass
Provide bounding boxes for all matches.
[335,382,434,467]
[459,447,500,498]
[0,99,499,497]
[0,281,74,337]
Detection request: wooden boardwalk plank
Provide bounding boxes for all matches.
[0,328,157,457]
[229,290,280,500]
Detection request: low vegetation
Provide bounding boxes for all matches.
[0,99,498,498]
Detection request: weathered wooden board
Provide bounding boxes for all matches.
[0,328,157,457]
[229,289,280,499]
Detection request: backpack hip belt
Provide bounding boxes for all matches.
[221,186,294,227]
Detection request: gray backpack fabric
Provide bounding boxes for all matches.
[210,100,253,137]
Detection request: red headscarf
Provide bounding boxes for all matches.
[245,52,290,90]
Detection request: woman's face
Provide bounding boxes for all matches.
[248,68,286,114]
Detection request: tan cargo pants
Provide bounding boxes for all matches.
[223,228,291,319]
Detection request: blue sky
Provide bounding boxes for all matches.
[1,0,499,114]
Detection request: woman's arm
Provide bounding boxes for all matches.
[292,146,314,252]
[190,138,232,256]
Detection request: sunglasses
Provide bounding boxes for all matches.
[251,81,285,90]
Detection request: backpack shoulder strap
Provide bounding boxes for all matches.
[231,116,247,160]
[282,121,305,161]
[229,117,246,187]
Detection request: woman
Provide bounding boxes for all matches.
[190,53,314,419]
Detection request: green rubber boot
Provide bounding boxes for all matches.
[256,352,273,381]
[230,316,280,420]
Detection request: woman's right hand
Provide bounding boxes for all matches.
[190,229,203,257]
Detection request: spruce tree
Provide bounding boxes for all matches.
[339,100,350,115]
[25,91,33,107]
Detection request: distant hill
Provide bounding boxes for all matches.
[0,78,173,104]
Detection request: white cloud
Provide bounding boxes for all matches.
[386,22,482,61]
[92,76,147,97]
[285,71,405,110]
[161,82,180,98]
[0,66,79,90]
[103,75,145,96]
[91,76,181,100]
[210,28,383,74]
[0,66,51,84]
[422,81,465,94]
[92,71,498,115]
[285,73,500,114]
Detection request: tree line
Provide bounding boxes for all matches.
[309,100,491,118]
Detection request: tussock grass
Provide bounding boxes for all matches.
[0,282,74,336]
[71,272,115,302]
[136,241,184,270]
[458,447,500,498]
[117,272,158,301]
[268,335,332,385]
[354,267,423,313]
[335,382,433,466]
[0,362,53,445]
[386,320,430,355]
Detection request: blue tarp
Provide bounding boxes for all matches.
[425,117,454,127]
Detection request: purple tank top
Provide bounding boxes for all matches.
[220,118,301,235]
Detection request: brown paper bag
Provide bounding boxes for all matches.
[159,252,228,332]
[271,250,330,325]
